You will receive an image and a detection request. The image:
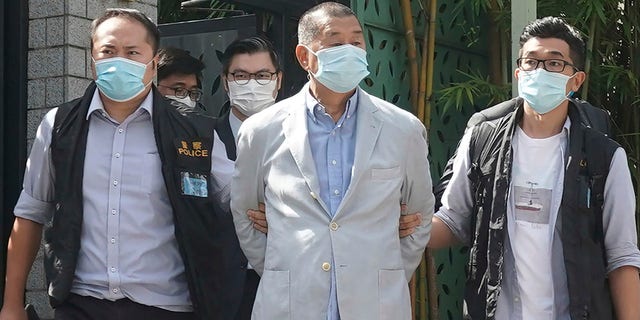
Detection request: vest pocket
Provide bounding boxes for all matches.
[379,269,410,320]
[255,270,290,319]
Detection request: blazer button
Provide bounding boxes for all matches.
[330,222,339,231]
[321,262,331,272]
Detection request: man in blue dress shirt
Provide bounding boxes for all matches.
[230,2,435,319]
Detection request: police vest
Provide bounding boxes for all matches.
[46,83,246,320]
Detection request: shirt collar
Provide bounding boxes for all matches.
[304,83,359,123]
[86,88,154,120]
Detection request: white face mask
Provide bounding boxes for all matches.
[166,95,197,108]
[228,79,277,117]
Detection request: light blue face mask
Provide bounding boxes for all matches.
[94,57,153,102]
[306,44,370,93]
[518,68,574,114]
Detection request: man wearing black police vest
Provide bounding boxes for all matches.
[0,8,240,320]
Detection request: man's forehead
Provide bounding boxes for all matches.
[161,73,198,87]
[229,51,276,71]
[521,37,571,58]
[318,16,363,38]
[93,17,148,42]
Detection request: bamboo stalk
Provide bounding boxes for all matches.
[424,0,437,130]
[582,13,597,100]
[400,0,420,113]
[417,6,429,125]
[425,0,439,319]
[487,0,503,85]
[418,254,428,319]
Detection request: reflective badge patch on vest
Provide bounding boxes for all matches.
[177,140,209,157]
[181,171,208,197]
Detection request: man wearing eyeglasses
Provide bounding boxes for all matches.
[428,17,640,319]
[157,47,205,109]
[215,36,282,163]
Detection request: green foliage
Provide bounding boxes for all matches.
[158,0,238,24]
[438,70,510,115]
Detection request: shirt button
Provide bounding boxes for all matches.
[118,128,124,133]
[110,237,116,244]
[113,180,118,186]
[330,222,339,231]
[331,160,337,165]
[333,189,340,195]
[321,262,331,272]
[330,131,336,136]
[112,288,119,293]
[111,209,117,215]
[114,152,121,158]
[110,267,117,273]
[514,297,520,303]
[310,192,317,199]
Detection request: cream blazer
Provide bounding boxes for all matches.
[231,85,434,320]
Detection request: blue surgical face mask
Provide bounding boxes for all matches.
[518,68,574,114]
[94,57,153,102]
[305,44,370,93]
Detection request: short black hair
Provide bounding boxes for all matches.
[221,36,279,75]
[157,47,206,87]
[91,8,160,55]
[298,2,356,45]
[519,16,586,71]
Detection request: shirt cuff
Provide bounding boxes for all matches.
[435,209,470,245]
[13,190,55,225]
[606,244,640,274]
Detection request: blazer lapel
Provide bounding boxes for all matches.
[335,89,383,216]
[282,90,331,215]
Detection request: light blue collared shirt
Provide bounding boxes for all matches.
[305,88,358,320]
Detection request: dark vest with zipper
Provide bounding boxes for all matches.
[45,83,246,320]
[464,103,617,319]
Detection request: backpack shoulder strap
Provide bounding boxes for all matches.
[467,98,519,128]
[467,120,500,185]
[571,98,612,137]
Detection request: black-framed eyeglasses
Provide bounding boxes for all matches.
[228,71,278,85]
[158,85,203,102]
[516,58,578,73]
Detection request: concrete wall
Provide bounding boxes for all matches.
[25,0,157,317]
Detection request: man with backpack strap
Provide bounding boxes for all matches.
[428,17,640,319]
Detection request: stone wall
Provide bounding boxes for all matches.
[25,1,157,317]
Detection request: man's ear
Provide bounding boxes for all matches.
[571,71,586,92]
[276,71,283,91]
[295,45,309,71]
[90,54,97,79]
[222,74,229,92]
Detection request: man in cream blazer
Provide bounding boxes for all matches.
[230,2,434,319]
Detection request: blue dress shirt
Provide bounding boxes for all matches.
[305,89,358,320]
